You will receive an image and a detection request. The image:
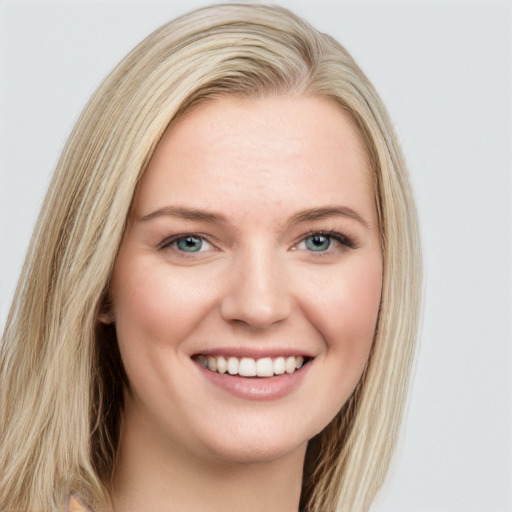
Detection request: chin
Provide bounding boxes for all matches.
[203,434,309,465]
[190,409,326,466]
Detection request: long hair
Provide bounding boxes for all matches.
[0,4,422,511]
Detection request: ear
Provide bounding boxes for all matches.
[97,294,115,325]
[97,309,115,324]
[63,490,94,512]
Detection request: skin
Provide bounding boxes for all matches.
[107,95,382,512]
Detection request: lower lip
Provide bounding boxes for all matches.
[194,360,311,401]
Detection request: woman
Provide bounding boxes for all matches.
[0,3,421,511]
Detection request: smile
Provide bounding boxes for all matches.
[195,355,307,377]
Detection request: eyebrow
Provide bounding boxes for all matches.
[287,206,371,230]
[138,205,370,229]
[138,206,228,223]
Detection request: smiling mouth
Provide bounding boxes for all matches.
[194,355,311,378]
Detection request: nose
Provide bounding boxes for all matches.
[220,248,292,330]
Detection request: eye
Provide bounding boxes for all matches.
[159,234,213,253]
[295,230,354,253]
[176,235,204,252]
[304,234,331,252]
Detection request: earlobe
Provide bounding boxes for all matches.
[97,309,115,324]
[97,296,115,324]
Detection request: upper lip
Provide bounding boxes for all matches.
[192,347,315,359]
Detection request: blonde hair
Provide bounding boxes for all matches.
[0,4,421,511]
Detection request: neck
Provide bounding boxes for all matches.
[109,404,307,512]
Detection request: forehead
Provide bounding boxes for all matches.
[134,95,375,225]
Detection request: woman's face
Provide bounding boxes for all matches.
[109,95,382,464]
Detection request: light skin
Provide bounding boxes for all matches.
[106,95,382,512]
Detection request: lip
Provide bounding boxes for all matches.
[194,357,312,401]
[192,347,314,359]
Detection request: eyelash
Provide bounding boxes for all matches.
[158,230,355,255]
[158,233,213,252]
[296,230,356,252]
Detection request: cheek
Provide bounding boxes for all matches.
[301,255,382,376]
[339,260,382,344]
[336,261,381,356]
[111,259,216,354]
[285,256,382,439]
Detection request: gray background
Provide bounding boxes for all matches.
[0,1,510,510]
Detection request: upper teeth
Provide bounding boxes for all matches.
[196,355,305,377]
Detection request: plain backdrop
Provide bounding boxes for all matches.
[0,1,510,510]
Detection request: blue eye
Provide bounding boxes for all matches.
[305,234,331,252]
[159,233,215,255]
[175,236,203,252]
[295,230,354,254]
